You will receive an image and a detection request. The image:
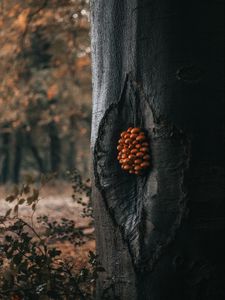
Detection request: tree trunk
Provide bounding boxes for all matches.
[48,121,61,173]
[0,131,11,183]
[90,1,224,300]
[67,115,76,171]
[26,132,46,173]
[13,129,23,183]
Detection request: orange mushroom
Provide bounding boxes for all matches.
[117,127,151,175]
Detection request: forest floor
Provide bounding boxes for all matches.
[0,182,95,270]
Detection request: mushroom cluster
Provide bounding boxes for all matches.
[117,127,150,175]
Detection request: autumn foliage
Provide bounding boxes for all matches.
[0,0,92,182]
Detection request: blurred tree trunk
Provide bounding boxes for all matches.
[13,129,23,183]
[26,132,46,173]
[91,1,224,299]
[0,131,11,183]
[67,114,76,170]
[48,121,61,173]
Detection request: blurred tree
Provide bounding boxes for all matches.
[0,0,92,182]
[0,125,11,183]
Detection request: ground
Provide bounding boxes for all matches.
[0,182,95,270]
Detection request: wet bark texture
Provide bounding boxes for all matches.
[91,1,224,299]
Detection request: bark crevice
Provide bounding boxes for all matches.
[94,75,191,271]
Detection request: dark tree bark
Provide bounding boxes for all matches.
[67,115,76,170]
[13,129,23,183]
[0,131,11,183]
[26,132,46,173]
[90,1,224,300]
[48,121,61,173]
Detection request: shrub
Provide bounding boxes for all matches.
[0,172,104,300]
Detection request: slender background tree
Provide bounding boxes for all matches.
[91,0,224,299]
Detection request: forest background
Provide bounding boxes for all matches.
[0,1,96,299]
[0,0,91,184]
